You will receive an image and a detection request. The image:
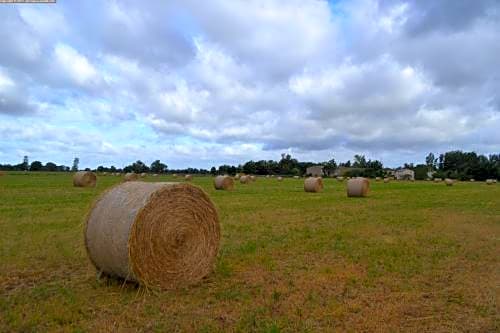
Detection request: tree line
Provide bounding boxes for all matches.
[1,151,498,180]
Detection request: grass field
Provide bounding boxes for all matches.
[1,172,499,332]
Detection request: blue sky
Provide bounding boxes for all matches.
[1,0,499,169]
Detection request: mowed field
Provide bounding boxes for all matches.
[1,172,499,332]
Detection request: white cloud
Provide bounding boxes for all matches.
[53,43,100,87]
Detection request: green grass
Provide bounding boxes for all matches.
[1,172,499,332]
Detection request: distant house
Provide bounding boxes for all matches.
[394,168,415,180]
[306,165,324,177]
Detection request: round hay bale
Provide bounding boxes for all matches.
[214,175,234,190]
[73,171,97,187]
[486,179,494,185]
[140,173,147,178]
[347,177,369,197]
[185,174,193,181]
[434,178,442,183]
[293,175,300,179]
[240,175,250,184]
[375,177,381,181]
[250,175,256,182]
[277,176,283,181]
[153,174,158,177]
[470,179,475,182]
[85,182,220,290]
[494,179,498,183]
[336,176,344,181]
[445,178,454,186]
[383,178,390,183]
[304,177,323,193]
[172,174,178,178]
[266,175,270,178]
[124,173,139,182]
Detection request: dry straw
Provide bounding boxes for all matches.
[347,177,369,197]
[185,174,193,181]
[383,178,390,183]
[304,177,323,192]
[173,174,178,178]
[277,176,283,181]
[375,177,381,181]
[73,171,97,187]
[434,178,442,182]
[250,175,256,182]
[124,173,139,182]
[240,175,250,184]
[85,182,220,290]
[486,179,494,185]
[214,175,234,190]
[445,178,454,186]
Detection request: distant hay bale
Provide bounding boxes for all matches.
[337,176,344,181]
[434,178,442,183]
[383,178,390,183]
[277,176,283,181]
[73,171,97,187]
[185,174,193,181]
[214,175,234,190]
[124,173,139,182]
[445,178,454,186]
[140,173,147,178]
[304,177,323,193]
[375,177,381,181]
[250,175,256,182]
[102,172,108,176]
[470,179,475,182]
[266,175,270,178]
[85,182,220,290]
[486,179,494,185]
[172,174,178,178]
[153,174,158,177]
[494,179,498,183]
[347,177,369,197]
[240,175,250,184]
[293,176,300,179]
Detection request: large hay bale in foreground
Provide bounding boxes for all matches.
[240,175,250,184]
[214,175,234,190]
[304,177,323,193]
[73,171,97,187]
[347,177,369,197]
[124,173,139,182]
[185,174,193,181]
[85,182,220,290]
[445,178,454,186]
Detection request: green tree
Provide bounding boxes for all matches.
[150,160,168,173]
[30,161,42,171]
[72,158,79,172]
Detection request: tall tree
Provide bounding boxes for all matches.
[150,160,168,173]
[425,152,436,171]
[72,158,79,172]
[22,156,29,171]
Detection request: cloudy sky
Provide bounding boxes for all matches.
[1,0,499,169]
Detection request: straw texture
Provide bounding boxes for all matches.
[85,182,220,290]
[277,176,283,181]
[240,175,250,184]
[445,178,454,186]
[383,178,390,183]
[73,171,97,187]
[486,179,494,185]
[124,173,139,182]
[304,177,323,193]
[214,175,234,190]
[347,178,369,197]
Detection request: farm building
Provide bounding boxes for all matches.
[306,165,324,177]
[394,168,415,180]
